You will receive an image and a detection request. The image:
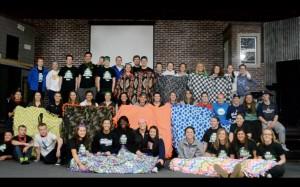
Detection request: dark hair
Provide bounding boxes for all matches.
[104,56,110,62]
[149,125,160,151]
[66,54,73,60]
[201,92,208,97]
[12,89,23,102]
[243,94,257,114]
[239,64,247,69]
[141,56,148,61]
[169,91,178,103]
[18,125,26,130]
[36,57,44,61]
[183,90,194,105]
[227,64,235,81]
[236,113,245,119]
[38,123,47,128]
[184,126,195,134]
[73,125,89,149]
[84,51,92,57]
[118,92,131,107]
[124,63,133,74]
[115,56,122,60]
[167,62,174,66]
[32,91,44,107]
[156,62,162,66]
[133,55,140,60]
[233,128,249,152]
[138,93,148,104]
[100,118,113,132]
[54,92,63,104]
[211,65,224,76]
[4,130,13,136]
[68,90,79,104]
[211,116,220,123]
[152,92,164,107]
[117,116,130,129]
[84,90,96,106]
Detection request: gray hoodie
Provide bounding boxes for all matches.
[177,138,205,159]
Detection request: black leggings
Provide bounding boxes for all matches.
[268,165,285,178]
[245,120,262,143]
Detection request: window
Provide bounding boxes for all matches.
[238,33,261,67]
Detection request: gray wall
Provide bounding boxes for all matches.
[0,16,35,65]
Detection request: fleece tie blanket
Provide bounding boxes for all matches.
[13,106,62,137]
[169,157,276,177]
[70,147,158,174]
[171,105,232,149]
[113,104,173,158]
[155,75,188,103]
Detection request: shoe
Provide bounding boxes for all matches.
[282,144,290,152]
[23,157,30,164]
[151,167,158,173]
[19,157,24,164]
[230,163,242,178]
[266,173,272,178]
[213,164,229,178]
[55,159,61,166]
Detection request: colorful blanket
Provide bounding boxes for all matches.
[155,75,188,103]
[169,157,276,177]
[113,104,173,158]
[70,147,158,173]
[13,106,62,137]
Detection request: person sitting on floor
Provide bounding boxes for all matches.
[0,131,14,161]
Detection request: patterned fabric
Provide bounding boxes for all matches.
[63,105,112,150]
[171,105,231,149]
[187,74,232,103]
[13,106,62,137]
[155,75,188,103]
[169,157,276,177]
[114,73,135,101]
[132,68,156,104]
[114,104,173,158]
[70,147,158,173]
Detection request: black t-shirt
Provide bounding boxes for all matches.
[58,66,79,91]
[257,142,285,162]
[134,129,149,153]
[78,62,96,88]
[233,140,257,159]
[208,144,233,158]
[7,100,25,119]
[12,135,33,149]
[69,137,86,152]
[38,69,44,92]
[46,103,63,117]
[226,105,245,121]
[257,102,278,121]
[0,142,14,156]
[132,66,141,73]
[96,67,116,91]
[202,125,222,150]
[230,122,250,135]
[91,131,119,154]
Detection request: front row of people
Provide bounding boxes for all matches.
[0,115,285,177]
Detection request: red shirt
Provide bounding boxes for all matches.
[196,102,213,110]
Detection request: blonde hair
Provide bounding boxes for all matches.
[213,128,230,150]
[261,129,278,144]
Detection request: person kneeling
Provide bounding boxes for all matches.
[34,123,63,165]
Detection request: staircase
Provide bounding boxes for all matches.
[286,127,300,160]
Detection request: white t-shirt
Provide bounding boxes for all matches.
[46,70,60,91]
[34,132,57,157]
[162,70,176,76]
[80,100,99,107]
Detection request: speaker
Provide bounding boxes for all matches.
[276,60,300,127]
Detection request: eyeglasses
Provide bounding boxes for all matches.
[263,133,272,136]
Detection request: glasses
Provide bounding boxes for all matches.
[263,133,272,136]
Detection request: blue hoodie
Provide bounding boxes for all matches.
[112,65,124,81]
[27,66,49,92]
[213,102,230,126]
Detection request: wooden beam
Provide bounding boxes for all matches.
[0,58,33,69]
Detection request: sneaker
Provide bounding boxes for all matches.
[266,173,272,178]
[230,163,242,178]
[23,157,30,164]
[213,164,229,178]
[282,144,290,152]
[151,167,158,173]
[19,157,24,164]
[55,159,61,166]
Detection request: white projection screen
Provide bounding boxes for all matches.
[90,25,154,68]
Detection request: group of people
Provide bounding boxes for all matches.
[0,52,289,177]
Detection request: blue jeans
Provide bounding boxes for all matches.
[13,146,33,161]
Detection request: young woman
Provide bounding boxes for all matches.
[99,92,116,117]
[144,126,165,172]
[114,116,136,153]
[177,126,205,159]
[152,92,164,107]
[91,119,119,155]
[196,92,212,110]
[69,124,90,171]
[114,63,135,102]
[181,90,195,105]
[257,129,286,178]
[232,129,257,159]
[243,93,261,143]
[229,113,252,143]
[168,92,178,105]
[46,92,63,117]
[195,63,208,76]
[226,94,245,123]
[176,63,187,76]
[162,62,176,76]
[0,131,14,161]
[67,91,79,105]
[6,90,26,130]
[207,128,234,159]
[202,117,223,154]
[46,61,60,104]
[116,92,131,112]
[135,93,149,107]
[237,64,255,102]
[210,65,224,77]
[28,91,44,108]
[80,90,98,107]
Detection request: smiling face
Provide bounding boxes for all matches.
[262,129,274,144]
[120,93,128,103]
[236,114,244,126]
[201,93,209,103]
[138,119,147,131]
[102,120,111,132]
[78,126,87,139]
[210,118,219,129]
[179,64,186,73]
[149,128,157,139]
[104,92,112,102]
[38,125,48,137]
[69,91,77,102]
[125,64,132,73]
[167,63,174,71]
[139,95,147,105]
[84,53,92,63]
[120,118,128,129]
[34,92,42,102]
[85,92,93,102]
[170,92,177,102]
[214,66,220,75]
[186,91,192,100]
[4,132,13,142]
[52,62,59,71]
[66,56,73,66]
[153,94,161,103]
[185,128,195,140]
[245,94,253,104]
[227,65,233,74]
[196,63,204,73]
[217,94,224,104]
[218,130,226,142]
[14,91,22,101]
[54,93,62,103]
[237,130,246,142]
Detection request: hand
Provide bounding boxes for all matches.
[56,150,61,158]
[0,156,5,161]
[136,150,143,157]
[23,146,30,153]
[268,121,275,128]
[105,151,111,156]
[23,143,29,146]
[79,164,87,171]
[96,152,101,156]
[157,159,164,165]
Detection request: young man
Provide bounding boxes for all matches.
[112,56,124,81]
[226,94,245,123]
[257,90,289,151]
[77,52,97,102]
[132,56,156,104]
[95,56,116,103]
[237,64,255,103]
[58,54,79,103]
[132,55,141,73]
[27,57,49,102]
[155,62,163,77]
[212,93,230,126]
[46,62,60,104]
[97,56,105,66]
[11,125,34,164]
[34,123,63,165]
